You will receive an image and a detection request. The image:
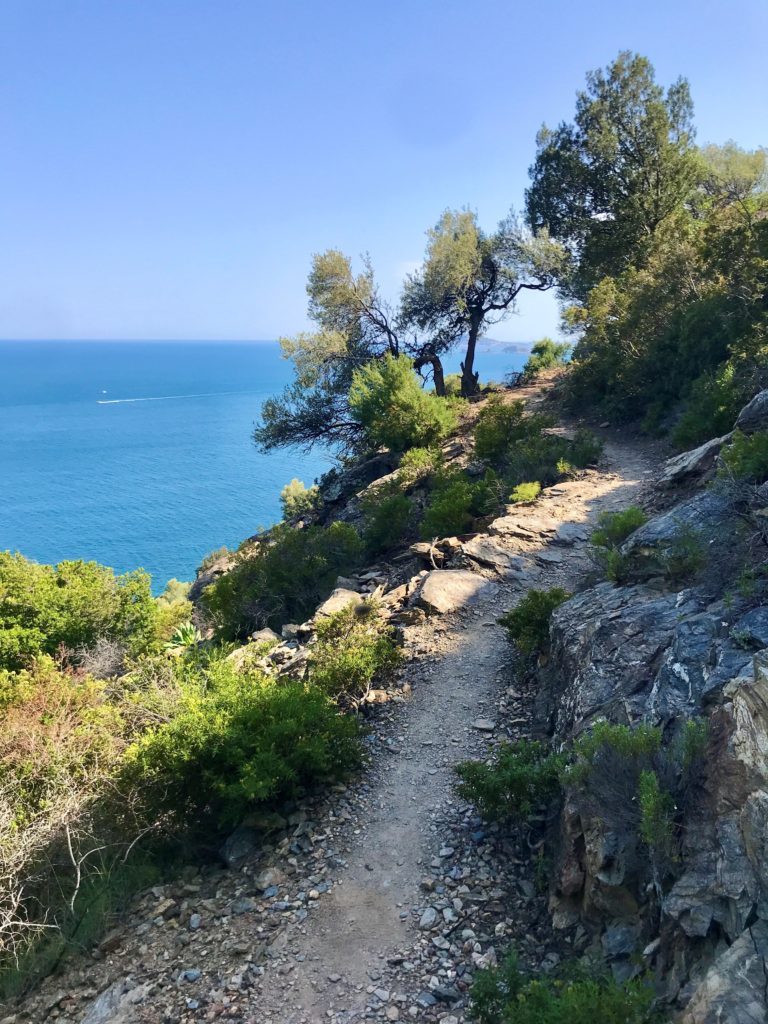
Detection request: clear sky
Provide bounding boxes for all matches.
[2,0,766,342]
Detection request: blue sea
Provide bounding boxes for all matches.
[0,340,526,589]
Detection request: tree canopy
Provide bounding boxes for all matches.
[525,51,699,299]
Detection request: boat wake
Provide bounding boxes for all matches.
[97,390,251,405]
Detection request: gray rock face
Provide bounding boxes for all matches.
[315,588,365,617]
[413,570,497,615]
[680,921,768,1024]
[735,388,768,434]
[620,490,732,575]
[461,536,528,574]
[658,434,731,489]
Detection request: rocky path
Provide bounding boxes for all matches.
[11,433,661,1024]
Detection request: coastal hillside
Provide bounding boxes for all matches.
[1,49,767,1024]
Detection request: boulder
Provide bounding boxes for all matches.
[220,824,260,869]
[489,512,560,539]
[680,921,768,1024]
[413,570,497,615]
[461,536,528,574]
[315,588,365,617]
[735,389,768,434]
[250,627,280,644]
[409,542,445,567]
[658,434,731,489]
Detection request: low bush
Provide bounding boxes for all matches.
[280,477,320,520]
[498,588,571,656]
[361,488,414,554]
[470,951,656,1024]
[591,507,648,550]
[0,553,160,671]
[673,363,745,449]
[420,472,475,539]
[638,769,675,856]
[349,353,457,453]
[719,429,768,483]
[522,337,571,379]
[310,602,402,702]
[660,526,707,584]
[456,741,567,822]
[399,446,441,486]
[122,661,363,828]
[509,481,541,505]
[474,398,553,463]
[198,546,230,572]
[202,522,364,637]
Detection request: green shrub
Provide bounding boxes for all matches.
[719,429,768,482]
[456,741,567,822]
[474,398,552,462]
[522,337,571,379]
[509,481,541,504]
[498,588,571,656]
[280,477,320,520]
[202,522,364,637]
[591,507,648,550]
[420,473,475,539]
[123,662,363,828]
[163,621,202,651]
[470,951,656,1024]
[0,553,160,671]
[444,373,463,397]
[638,770,675,855]
[349,353,457,453]
[361,489,414,554]
[569,428,604,467]
[310,602,402,702]
[572,721,663,767]
[399,446,441,485]
[660,525,706,584]
[673,363,744,449]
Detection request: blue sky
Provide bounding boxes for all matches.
[2,0,766,342]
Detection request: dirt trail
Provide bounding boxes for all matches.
[11,429,662,1024]
[256,435,659,1023]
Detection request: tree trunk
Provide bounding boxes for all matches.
[461,314,482,397]
[432,357,446,397]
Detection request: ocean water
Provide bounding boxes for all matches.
[0,340,526,589]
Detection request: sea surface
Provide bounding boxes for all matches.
[0,340,526,589]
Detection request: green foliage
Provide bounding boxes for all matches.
[420,472,476,539]
[572,721,663,768]
[661,526,706,584]
[719,430,768,482]
[681,719,710,772]
[280,477,320,520]
[470,951,656,1024]
[349,353,457,453]
[498,588,571,656]
[456,741,567,822]
[474,398,550,462]
[202,522,364,637]
[361,489,414,555]
[672,363,745,448]
[638,770,675,855]
[523,337,571,378]
[401,209,565,395]
[0,552,159,671]
[163,621,202,651]
[310,602,402,702]
[526,51,698,301]
[123,662,363,828]
[591,507,648,550]
[398,446,441,485]
[509,481,541,504]
[443,373,464,397]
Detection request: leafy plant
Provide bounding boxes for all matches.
[719,430,768,483]
[660,526,706,584]
[591,506,648,550]
[310,602,402,702]
[469,951,656,1024]
[349,353,457,453]
[638,769,675,856]
[163,621,202,651]
[456,741,567,822]
[509,481,541,504]
[398,446,441,485]
[280,478,320,520]
[498,588,571,656]
[361,488,414,554]
[522,337,571,378]
[202,522,364,637]
[123,662,363,828]
[420,472,475,539]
